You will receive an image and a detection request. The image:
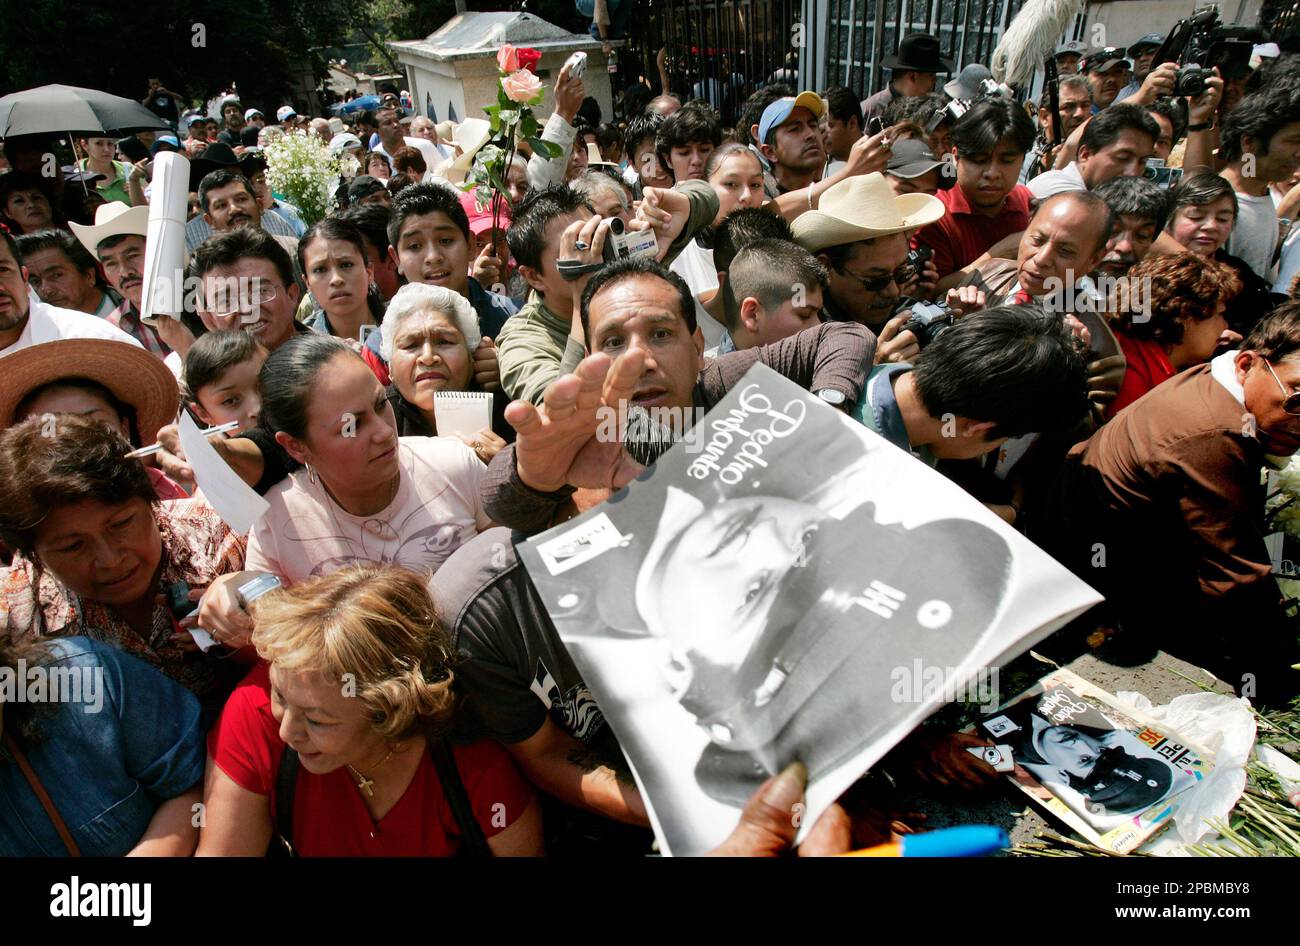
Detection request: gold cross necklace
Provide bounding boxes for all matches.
[346,745,398,798]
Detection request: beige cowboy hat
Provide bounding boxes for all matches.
[0,338,180,445]
[434,120,457,142]
[791,172,945,252]
[69,201,149,257]
[586,141,618,168]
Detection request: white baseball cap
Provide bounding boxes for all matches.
[276,105,297,122]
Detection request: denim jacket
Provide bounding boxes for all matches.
[0,638,205,857]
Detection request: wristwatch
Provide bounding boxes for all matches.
[816,388,846,407]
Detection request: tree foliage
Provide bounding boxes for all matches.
[1,0,596,104]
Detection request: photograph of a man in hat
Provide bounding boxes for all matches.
[985,687,1197,825]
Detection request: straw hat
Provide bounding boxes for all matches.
[586,141,618,167]
[69,201,149,257]
[0,339,180,445]
[791,172,945,252]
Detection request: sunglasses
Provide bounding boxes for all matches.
[842,265,910,293]
[1263,357,1300,415]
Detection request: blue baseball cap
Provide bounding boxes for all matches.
[758,91,826,145]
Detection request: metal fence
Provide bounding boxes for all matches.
[627,0,1039,125]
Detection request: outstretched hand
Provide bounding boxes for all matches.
[505,350,649,493]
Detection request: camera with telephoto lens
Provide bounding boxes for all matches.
[601,216,659,263]
[897,298,957,348]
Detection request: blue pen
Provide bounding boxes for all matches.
[840,825,1010,857]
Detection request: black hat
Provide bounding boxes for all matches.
[1072,747,1173,815]
[883,32,954,74]
[189,142,241,189]
[348,174,386,203]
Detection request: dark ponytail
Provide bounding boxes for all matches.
[258,333,354,441]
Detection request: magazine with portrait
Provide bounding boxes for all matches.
[518,364,1103,855]
[977,668,1215,854]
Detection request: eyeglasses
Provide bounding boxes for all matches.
[1262,357,1300,415]
[206,281,278,319]
[841,266,907,293]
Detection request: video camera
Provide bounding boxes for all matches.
[927,78,1016,134]
[1153,6,1255,98]
[601,217,659,263]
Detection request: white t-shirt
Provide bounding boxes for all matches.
[1026,161,1087,202]
[1227,192,1279,280]
[0,294,144,359]
[246,437,492,584]
[669,240,719,297]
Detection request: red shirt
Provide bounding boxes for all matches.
[1106,331,1177,420]
[208,664,535,856]
[915,184,1033,278]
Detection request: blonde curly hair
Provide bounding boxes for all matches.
[250,565,458,742]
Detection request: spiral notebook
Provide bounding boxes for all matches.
[434,391,493,438]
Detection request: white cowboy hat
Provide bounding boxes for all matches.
[791,172,945,252]
[435,118,493,183]
[69,201,150,257]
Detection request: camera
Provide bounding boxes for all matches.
[930,78,1015,132]
[897,298,956,348]
[897,246,932,286]
[1143,157,1184,189]
[564,51,588,82]
[1174,63,1211,97]
[1155,6,1256,99]
[601,216,659,263]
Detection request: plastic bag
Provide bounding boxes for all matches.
[1114,690,1256,846]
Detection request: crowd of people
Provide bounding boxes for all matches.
[2,16,1300,858]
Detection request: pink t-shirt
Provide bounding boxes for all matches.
[246,437,492,583]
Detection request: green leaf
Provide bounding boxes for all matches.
[528,138,563,160]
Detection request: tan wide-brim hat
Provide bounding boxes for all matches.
[0,339,180,446]
[69,201,149,257]
[791,172,946,252]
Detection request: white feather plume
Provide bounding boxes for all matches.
[991,0,1086,87]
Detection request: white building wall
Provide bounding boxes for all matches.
[1081,0,1265,49]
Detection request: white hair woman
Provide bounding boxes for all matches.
[381,282,507,461]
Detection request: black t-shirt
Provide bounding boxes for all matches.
[147,92,179,123]
[429,527,612,751]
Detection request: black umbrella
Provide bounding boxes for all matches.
[0,84,170,138]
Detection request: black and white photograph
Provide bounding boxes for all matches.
[519,365,1102,855]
